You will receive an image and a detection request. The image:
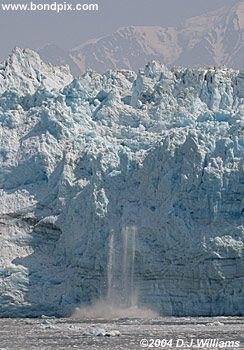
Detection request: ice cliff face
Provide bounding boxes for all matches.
[0,50,243,317]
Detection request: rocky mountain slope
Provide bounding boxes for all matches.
[0,50,243,317]
[39,1,244,74]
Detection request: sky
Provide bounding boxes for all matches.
[0,0,238,61]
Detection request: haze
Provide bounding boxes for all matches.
[0,0,238,61]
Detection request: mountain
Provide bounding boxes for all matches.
[0,50,243,317]
[38,44,81,77]
[175,1,244,68]
[39,1,244,74]
[70,26,181,73]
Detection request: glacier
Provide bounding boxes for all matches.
[0,50,243,317]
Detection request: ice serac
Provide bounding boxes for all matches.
[0,50,243,317]
[0,47,73,95]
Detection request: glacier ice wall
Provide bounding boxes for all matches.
[0,51,243,316]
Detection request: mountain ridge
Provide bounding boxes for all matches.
[38,1,244,74]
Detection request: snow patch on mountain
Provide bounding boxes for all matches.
[39,2,244,74]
